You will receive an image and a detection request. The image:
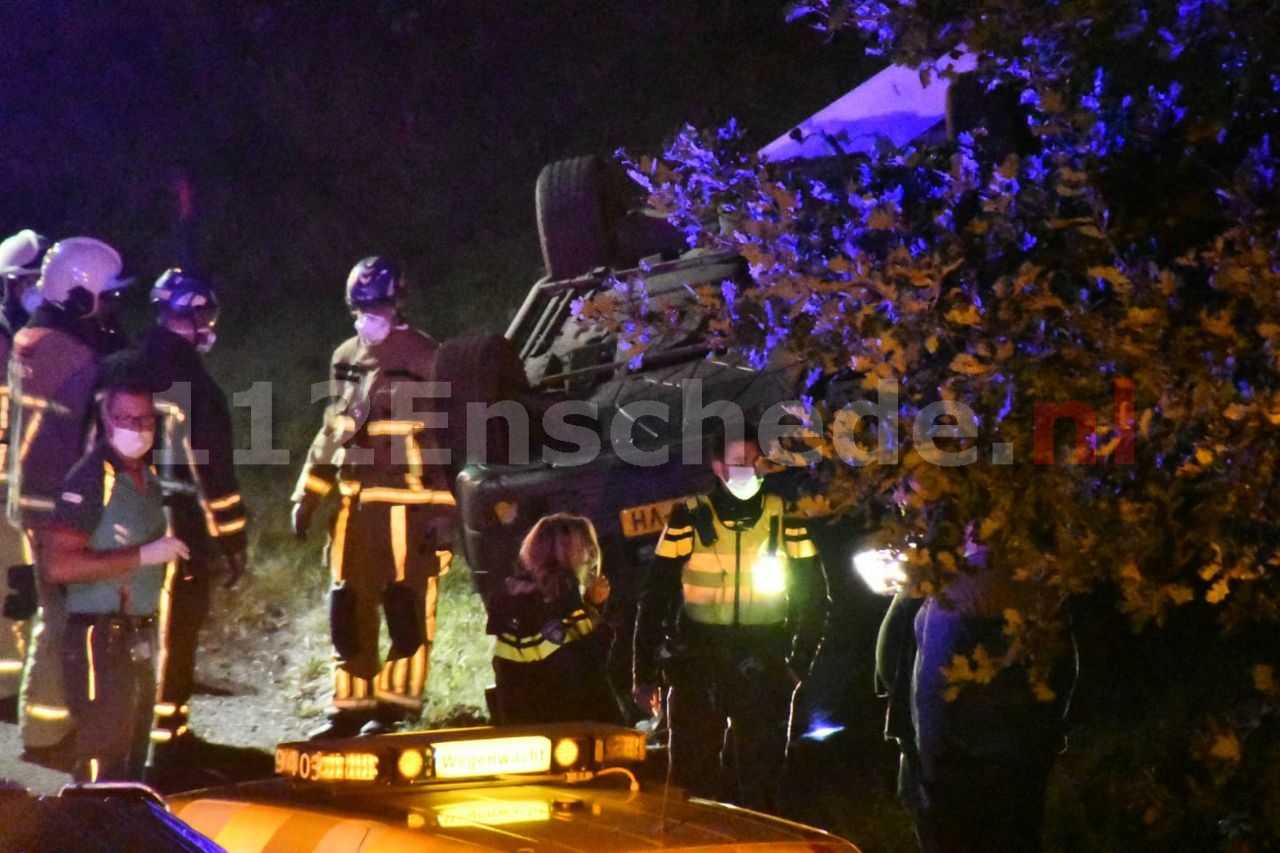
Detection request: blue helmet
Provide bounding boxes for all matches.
[151,268,220,328]
[345,256,404,309]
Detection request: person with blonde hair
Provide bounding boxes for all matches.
[489,514,623,725]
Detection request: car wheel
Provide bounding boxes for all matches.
[535,155,618,280]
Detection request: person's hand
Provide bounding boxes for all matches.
[291,499,314,541]
[631,683,661,718]
[584,572,610,606]
[139,536,189,566]
[222,547,248,589]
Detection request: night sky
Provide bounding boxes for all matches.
[0,0,872,334]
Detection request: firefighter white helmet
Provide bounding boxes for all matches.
[37,237,128,315]
[0,229,49,277]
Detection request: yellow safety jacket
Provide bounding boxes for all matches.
[654,494,817,628]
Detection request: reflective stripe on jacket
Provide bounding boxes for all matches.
[7,323,98,529]
[292,326,454,509]
[492,607,597,663]
[655,494,815,627]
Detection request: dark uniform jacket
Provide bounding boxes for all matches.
[140,325,247,557]
[633,486,828,686]
[489,570,622,725]
[292,325,454,515]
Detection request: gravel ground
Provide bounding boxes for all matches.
[1,565,493,796]
[0,586,327,795]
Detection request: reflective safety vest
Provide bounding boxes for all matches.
[655,494,817,628]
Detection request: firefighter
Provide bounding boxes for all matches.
[488,514,623,726]
[8,236,132,766]
[46,350,189,781]
[291,256,456,739]
[632,422,829,814]
[0,229,47,721]
[140,268,249,772]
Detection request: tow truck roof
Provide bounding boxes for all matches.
[167,724,859,852]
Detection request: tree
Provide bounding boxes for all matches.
[592,0,1280,844]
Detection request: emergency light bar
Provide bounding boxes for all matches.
[274,723,646,786]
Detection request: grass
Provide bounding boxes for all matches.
[203,521,493,735]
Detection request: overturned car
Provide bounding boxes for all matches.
[444,164,803,693]
[446,57,979,711]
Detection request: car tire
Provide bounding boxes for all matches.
[535,155,618,280]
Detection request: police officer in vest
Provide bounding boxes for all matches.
[632,421,829,813]
[46,350,189,781]
[9,237,131,766]
[140,269,249,772]
[0,229,47,720]
[291,256,456,739]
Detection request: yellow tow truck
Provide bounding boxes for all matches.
[168,722,859,852]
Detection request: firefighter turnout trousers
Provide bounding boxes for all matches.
[18,531,74,748]
[326,488,445,717]
[151,550,211,747]
[151,497,235,749]
[0,524,33,703]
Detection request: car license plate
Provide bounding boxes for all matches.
[620,498,685,538]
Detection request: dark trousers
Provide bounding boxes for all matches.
[492,631,624,726]
[911,602,1067,853]
[914,748,1054,853]
[666,643,796,813]
[61,616,156,782]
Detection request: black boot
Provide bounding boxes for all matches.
[307,710,368,740]
[358,706,410,737]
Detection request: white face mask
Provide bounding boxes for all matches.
[110,426,154,460]
[354,311,392,345]
[721,465,762,501]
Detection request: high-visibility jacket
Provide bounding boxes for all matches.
[634,488,828,685]
[488,572,622,726]
[655,493,815,628]
[0,326,30,698]
[292,325,455,511]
